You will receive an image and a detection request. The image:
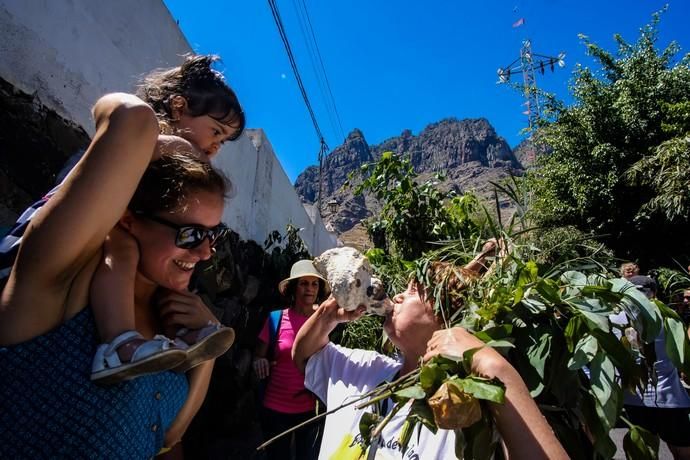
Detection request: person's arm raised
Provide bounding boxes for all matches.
[424,328,568,460]
[0,94,159,342]
[292,297,365,373]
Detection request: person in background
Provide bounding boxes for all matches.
[253,260,330,460]
[615,276,690,460]
[620,262,640,279]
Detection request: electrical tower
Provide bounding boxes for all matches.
[498,39,565,130]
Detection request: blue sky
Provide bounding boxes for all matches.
[163,1,690,182]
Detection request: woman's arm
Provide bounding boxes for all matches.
[0,93,159,344]
[253,339,271,380]
[292,297,364,373]
[424,328,568,460]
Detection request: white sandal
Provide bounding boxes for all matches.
[173,322,235,373]
[91,331,187,385]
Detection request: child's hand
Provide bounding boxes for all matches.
[157,289,218,331]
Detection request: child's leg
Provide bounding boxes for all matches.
[90,225,186,384]
[90,225,140,361]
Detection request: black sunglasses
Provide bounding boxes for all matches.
[135,212,229,249]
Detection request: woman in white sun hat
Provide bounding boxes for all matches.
[253,259,330,460]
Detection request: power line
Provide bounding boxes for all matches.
[298,0,346,142]
[290,0,340,142]
[267,0,327,147]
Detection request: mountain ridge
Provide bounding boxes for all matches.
[294,117,525,238]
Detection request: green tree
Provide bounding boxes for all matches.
[527,10,690,268]
[352,151,481,260]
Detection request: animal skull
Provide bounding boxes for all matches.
[314,247,393,316]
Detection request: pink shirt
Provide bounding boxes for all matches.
[258,308,316,413]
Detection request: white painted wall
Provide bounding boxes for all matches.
[0,0,336,254]
[214,130,338,255]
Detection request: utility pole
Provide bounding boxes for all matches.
[498,39,565,164]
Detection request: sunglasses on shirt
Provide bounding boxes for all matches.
[135,212,229,249]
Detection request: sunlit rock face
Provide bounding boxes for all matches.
[294,119,523,235]
[314,247,393,316]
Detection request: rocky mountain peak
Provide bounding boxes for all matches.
[346,128,365,140]
[294,117,523,235]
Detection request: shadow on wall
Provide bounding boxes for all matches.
[0,77,91,226]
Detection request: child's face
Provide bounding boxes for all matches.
[173,113,238,161]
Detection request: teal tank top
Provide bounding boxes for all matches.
[0,306,189,459]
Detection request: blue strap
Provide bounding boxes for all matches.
[266,309,284,360]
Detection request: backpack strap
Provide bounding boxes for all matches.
[266,309,284,361]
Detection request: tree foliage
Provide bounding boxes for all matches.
[352,151,482,260]
[527,10,690,268]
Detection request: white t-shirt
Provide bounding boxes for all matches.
[305,342,458,460]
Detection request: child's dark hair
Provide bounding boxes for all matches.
[129,148,231,215]
[138,54,245,140]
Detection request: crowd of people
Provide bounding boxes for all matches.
[1,54,689,460]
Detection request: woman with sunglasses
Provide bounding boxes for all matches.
[0,55,244,386]
[0,94,232,457]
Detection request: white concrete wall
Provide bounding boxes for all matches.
[0,0,336,254]
[214,130,337,255]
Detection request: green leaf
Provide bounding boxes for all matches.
[408,399,437,434]
[461,413,500,460]
[567,334,598,370]
[525,328,552,397]
[581,393,618,458]
[589,351,621,430]
[454,428,466,460]
[662,315,690,376]
[419,363,447,393]
[536,279,562,304]
[521,296,547,314]
[581,284,624,304]
[358,411,382,443]
[394,385,426,400]
[590,328,640,389]
[623,424,659,460]
[570,300,609,332]
[564,316,585,352]
[474,324,514,343]
[461,346,483,375]
[560,270,588,289]
[484,339,515,350]
[610,278,662,342]
[451,377,506,404]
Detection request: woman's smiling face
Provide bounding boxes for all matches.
[129,189,224,291]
